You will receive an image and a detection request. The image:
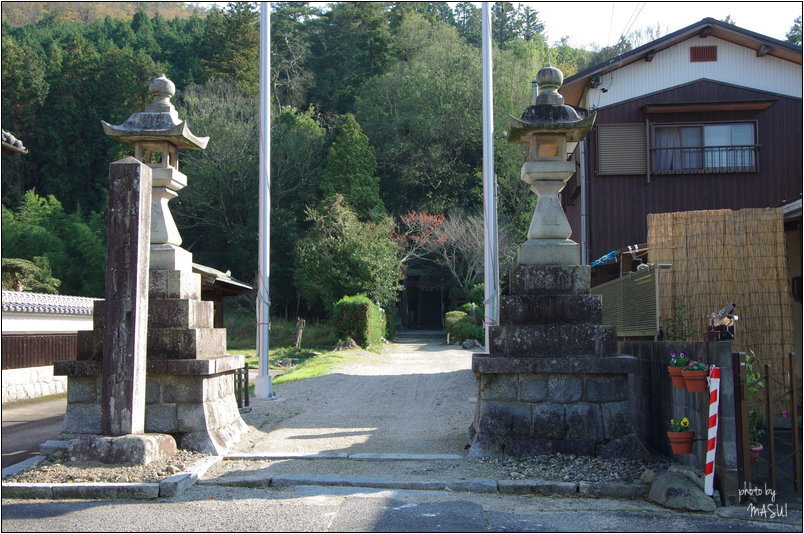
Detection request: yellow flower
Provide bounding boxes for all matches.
[681,418,690,427]
[670,419,676,425]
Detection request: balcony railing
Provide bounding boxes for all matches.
[650,145,759,174]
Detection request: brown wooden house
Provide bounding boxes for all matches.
[558,18,802,280]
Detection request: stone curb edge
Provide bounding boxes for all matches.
[1,455,223,500]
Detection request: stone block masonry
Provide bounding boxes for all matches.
[469,265,647,460]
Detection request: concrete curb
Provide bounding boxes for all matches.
[225,452,463,461]
[1,455,223,500]
[2,452,649,501]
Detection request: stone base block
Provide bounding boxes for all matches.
[470,367,648,460]
[58,360,247,456]
[508,265,590,295]
[489,324,617,357]
[500,294,602,325]
[149,269,201,300]
[518,239,579,265]
[150,244,192,272]
[67,433,176,465]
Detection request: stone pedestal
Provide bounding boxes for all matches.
[57,269,247,455]
[469,265,648,459]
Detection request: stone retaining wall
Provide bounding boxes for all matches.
[2,366,67,403]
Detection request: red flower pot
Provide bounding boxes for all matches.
[681,369,709,392]
[667,366,685,388]
[667,431,695,454]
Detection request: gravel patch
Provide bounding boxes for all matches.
[4,450,208,484]
[472,453,671,484]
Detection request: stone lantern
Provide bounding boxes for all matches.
[56,75,247,456]
[468,66,645,461]
[102,74,208,272]
[506,66,595,265]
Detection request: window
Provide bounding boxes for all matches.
[651,123,757,174]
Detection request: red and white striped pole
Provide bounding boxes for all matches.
[705,366,721,496]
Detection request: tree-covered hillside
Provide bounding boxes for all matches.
[0,1,664,316]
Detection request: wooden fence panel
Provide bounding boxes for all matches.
[648,208,795,417]
[1,333,78,369]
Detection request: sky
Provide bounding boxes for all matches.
[530,1,803,50]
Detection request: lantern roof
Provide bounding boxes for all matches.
[101,75,208,150]
[507,65,596,144]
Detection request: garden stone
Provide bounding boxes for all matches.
[648,470,717,512]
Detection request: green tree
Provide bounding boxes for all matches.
[294,195,402,315]
[271,2,319,109]
[355,15,482,216]
[2,191,105,296]
[516,4,545,42]
[788,16,802,46]
[1,257,61,294]
[320,113,384,220]
[308,1,392,113]
[453,2,481,47]
[203,2,260,94]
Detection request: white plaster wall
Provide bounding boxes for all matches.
[583,36,802,109]
[1,366,67,403]
[1,313,93,333]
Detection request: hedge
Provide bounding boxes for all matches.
[333,294,385,349]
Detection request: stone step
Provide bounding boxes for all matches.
[499,294,602,325]
[76,327,228,360]
[508,265,591,296]
[489,324,616,357]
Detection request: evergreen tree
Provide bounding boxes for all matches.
[203,2,260,94]
[788,16,802,46]
[320,113,384,221]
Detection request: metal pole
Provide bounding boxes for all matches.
[254,2,275,399]
[481,2,500,352]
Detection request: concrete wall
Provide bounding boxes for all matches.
[622,340,739,505]
[1,312,94,333]
[2,365,68,403]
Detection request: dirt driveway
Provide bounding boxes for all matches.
[232,337,478,456]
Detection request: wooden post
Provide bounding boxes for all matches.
[790,352,802,494]
[765,363,776,490]
[101,157,152,436]
[736,353,752,488]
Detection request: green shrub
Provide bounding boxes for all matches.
[468,283,484,306]
[456,303,481,324]
[333,294,385,349]
[445,310,469,331]
[385,306,396,340]
[450,318,484,343]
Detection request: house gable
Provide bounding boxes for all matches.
[581,36,801,110]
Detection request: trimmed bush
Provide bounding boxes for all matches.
[456,303,481,324]
[445,310,469,332]
[385,305,396,340]
[468,283,484,307]
[333,294,385,349]
[450,317,484,343]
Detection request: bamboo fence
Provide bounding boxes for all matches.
[648,208,795,417]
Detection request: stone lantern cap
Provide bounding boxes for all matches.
[102,75,208,150]
[507,65,596,144]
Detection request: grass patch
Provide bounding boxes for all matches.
[272,349,365,385]
[224,305,338,351]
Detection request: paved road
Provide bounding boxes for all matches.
[1,396,66,469]
[3,484,800,532]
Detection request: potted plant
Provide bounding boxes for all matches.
[667,351,689,388]
[681,357,709,392]
[748,409,766,463]
[744,350,766,462]
[667,417,694,454]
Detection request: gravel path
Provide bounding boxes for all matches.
[233,339,478,456]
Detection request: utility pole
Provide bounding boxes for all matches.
[481,2,500,351]
[254,2,275,399]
